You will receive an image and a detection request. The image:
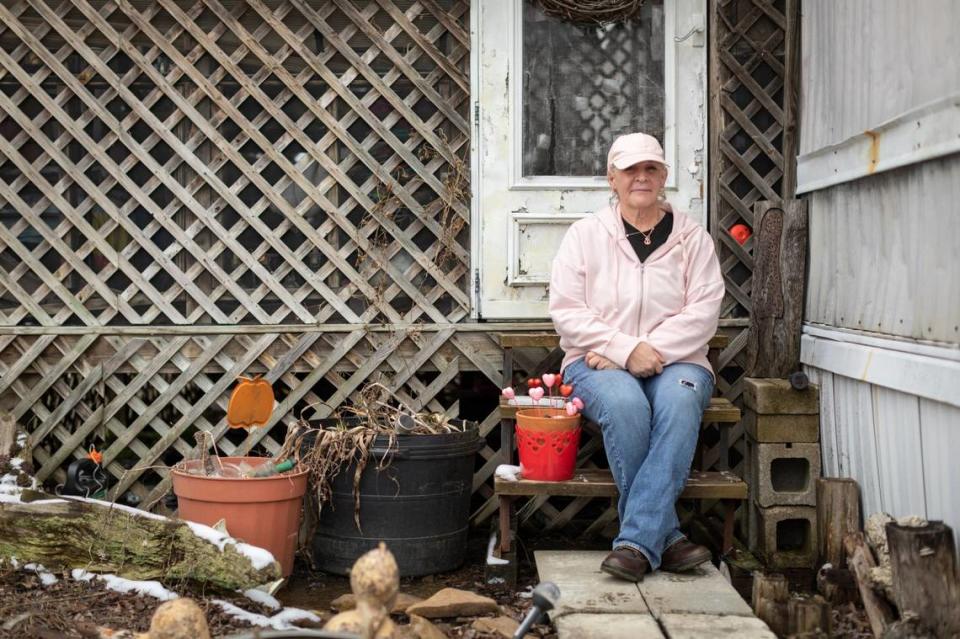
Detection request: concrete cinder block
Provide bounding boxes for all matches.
[744,378,819,415]
[750,502,818,569]
[747,439,821,507]
[743,409,820,443]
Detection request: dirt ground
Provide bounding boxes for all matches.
[0,532,550,639]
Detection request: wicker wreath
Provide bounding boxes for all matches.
[533,0,647,24]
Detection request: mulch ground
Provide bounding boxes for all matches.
[0,537,552,639]
[0,562,282,638]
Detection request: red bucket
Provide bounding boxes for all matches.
[515,408,581,481]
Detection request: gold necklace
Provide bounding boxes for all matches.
[625,214,662,246]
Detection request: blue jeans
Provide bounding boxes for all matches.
[562,358,714,570]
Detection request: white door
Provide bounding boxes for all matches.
[471,0,707,319]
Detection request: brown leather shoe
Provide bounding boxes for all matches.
[660,538,712,572]
[601,546,650,582]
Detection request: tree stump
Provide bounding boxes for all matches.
[788,594,831,636]
[886,521,960,638]
[746,199,809,378]
[752,572,790,637]
[817,478,860,568]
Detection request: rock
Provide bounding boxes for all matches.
[405,588,500,619]
[472,615,536,639]
[408,614,447,639]
[148,598,211,639]
[332,591,423,614]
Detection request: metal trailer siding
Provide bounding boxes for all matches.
[799,1,960,540]
[800,0,960,156]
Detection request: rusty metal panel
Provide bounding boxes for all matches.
[800,0,960,156]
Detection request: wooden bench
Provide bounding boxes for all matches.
[493,332,746,558]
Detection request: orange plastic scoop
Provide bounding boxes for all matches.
[226,376,275,429]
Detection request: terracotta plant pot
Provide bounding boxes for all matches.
[515,408,582,481]
[171,456,308,577]
[515,407,581,432]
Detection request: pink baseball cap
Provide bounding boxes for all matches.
[607,132,669,170]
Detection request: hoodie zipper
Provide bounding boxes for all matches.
[637,264,645,337]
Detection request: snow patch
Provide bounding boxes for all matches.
[242,588,281,611]
[22,563,58,586]
[185,521,276,571]
[213,600,321,630]
[68,569,177,601]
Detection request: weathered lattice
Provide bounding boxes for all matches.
[0,0,470,327]
[0,0,485,507]
[706,0,799,475]
[2,328,509,512]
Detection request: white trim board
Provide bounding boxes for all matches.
[804,323,960,363]
[801,333,960,409]
[797,93,960,194]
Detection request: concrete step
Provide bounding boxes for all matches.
[535,550,775,639]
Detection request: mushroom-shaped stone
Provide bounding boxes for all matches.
[148,598,210,639]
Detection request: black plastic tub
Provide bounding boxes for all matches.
[305,418,481,577]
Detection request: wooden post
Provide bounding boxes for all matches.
[788,595,831,636]
[746,199,809,378]
[752,572,790,637]
[0,412,16,458]
[844,533,895,638]
[817,478,861,567]
[886,521,960,638]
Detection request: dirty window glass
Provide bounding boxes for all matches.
[521,0,665,177]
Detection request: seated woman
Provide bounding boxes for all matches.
[548,132,724,582]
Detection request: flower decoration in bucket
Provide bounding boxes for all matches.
[501,372,585,418]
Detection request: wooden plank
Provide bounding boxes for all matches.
[845,532,895,638]
[494,332,731,350]
[499,397,740,423]
[495,470,746,500]
[494,333,561,349]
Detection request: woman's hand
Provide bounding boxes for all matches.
[585,351,623,370]
[626,343,664,377]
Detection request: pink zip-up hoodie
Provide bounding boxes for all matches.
[549,204,724,375]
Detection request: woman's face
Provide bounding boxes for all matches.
[607,161,667,211]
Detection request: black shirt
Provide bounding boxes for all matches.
[623,212,673,262]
